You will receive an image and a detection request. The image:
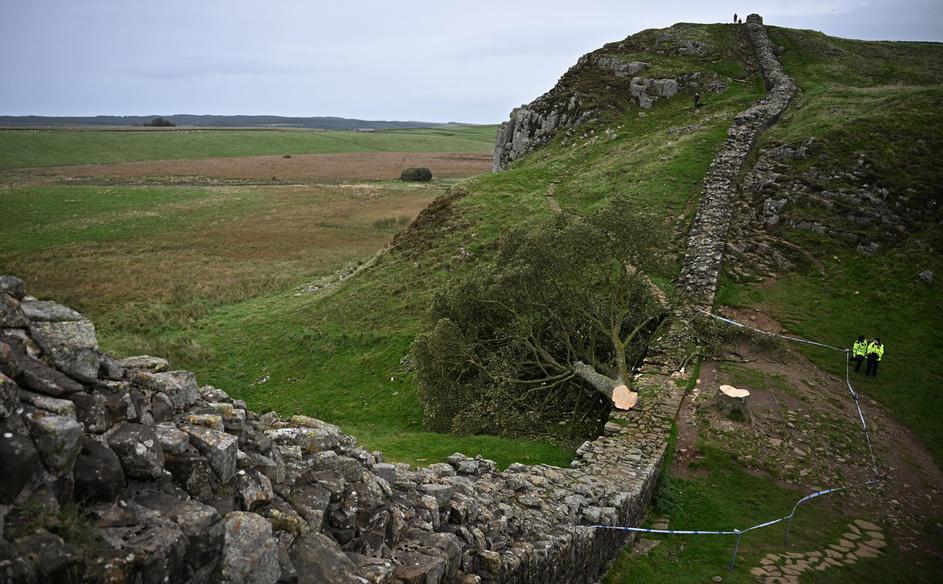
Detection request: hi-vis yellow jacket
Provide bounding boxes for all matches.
[852,340,868,357]
[866,341,884,361]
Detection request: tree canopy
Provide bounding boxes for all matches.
[413,206,670,440]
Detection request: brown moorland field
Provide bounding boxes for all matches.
[2,151,492,185]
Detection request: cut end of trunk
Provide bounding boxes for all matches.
[719,384,750,398]
[612,385,638,410]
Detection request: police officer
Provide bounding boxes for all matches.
[852,335,868,373]
[865,338,884,377]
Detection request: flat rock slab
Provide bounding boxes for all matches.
[116,355,170,372]
[19,300,85,322]
[25,411,83,476]
[184,424,238,484]
[29,321,100,383]
[106,423,165,479]
[216,512,279,584]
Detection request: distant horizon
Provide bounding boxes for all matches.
[3,0,941,122]
[0,114,494,128]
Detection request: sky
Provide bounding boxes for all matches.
[1,0,940,123]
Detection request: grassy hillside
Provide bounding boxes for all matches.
[170,22,765,465]
[0,125,496,169]
[718,28,943,463]
[606,26,943,584]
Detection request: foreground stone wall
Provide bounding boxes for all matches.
[0,16,795,584]
[0,276,678,584]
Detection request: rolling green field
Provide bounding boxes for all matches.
[0,125,496,169]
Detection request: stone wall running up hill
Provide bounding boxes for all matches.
[673,14,798,313]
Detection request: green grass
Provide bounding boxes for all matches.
[604,445,941,583]
[0,185,260,254]
[713,29,943,464]
[0,125,497,169]
[154,58,764,464]
[718,233,943,464]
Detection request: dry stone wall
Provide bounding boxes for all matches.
[0,16,794,584]
[674,14,798,313]
[0,275,679,584]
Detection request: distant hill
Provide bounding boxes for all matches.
[0,114,466,130]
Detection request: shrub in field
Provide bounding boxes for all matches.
[144,117,175,127]
[400,167,433,181]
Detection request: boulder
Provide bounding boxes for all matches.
[0,372,21,418]
[286,483,331,532]
[106,423,165,479]
[20,390,76,418]
[154,422,190,454]
[0,293,29,328]
[289,533,364,584]
[0,422,42,503]
[0,337,83,397]
[25,411,83,476]
[211,402,247,432]
[266,423,342,455]
[164,451,221,498]
[918,270,934,284]
[117,355,170,372]
[234,469,273,511]
[393,549,447,584]
[131,370,199,409]
[216,512,280,584]
[373,463,396,486]
[0,276,25,300]
[29,320,101,383]
[136,491,225,573]
[240,451,285,484]
[73,437,125,502]
[111,524,189,584]
[13,532,85,583]
[183,424,238,483]
[188,413,225,432]
[71,392,112,433]
[19,299,85,322]
[97,353,126,380]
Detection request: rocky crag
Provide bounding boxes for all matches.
[492,24,732,171]
[0,15,794,584]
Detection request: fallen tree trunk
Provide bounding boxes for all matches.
[572,361,637,410]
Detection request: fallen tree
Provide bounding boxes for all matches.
[413,206,669,439]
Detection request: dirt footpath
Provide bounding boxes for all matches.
[12,152,493,184]
[672,306,941,559]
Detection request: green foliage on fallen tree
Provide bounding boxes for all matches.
[413,203,670,441]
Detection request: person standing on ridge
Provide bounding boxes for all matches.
[852,335,868,373]
[865,338,885,377]
[734,13,738,23]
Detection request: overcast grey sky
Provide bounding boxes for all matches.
[1,0,940,123]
